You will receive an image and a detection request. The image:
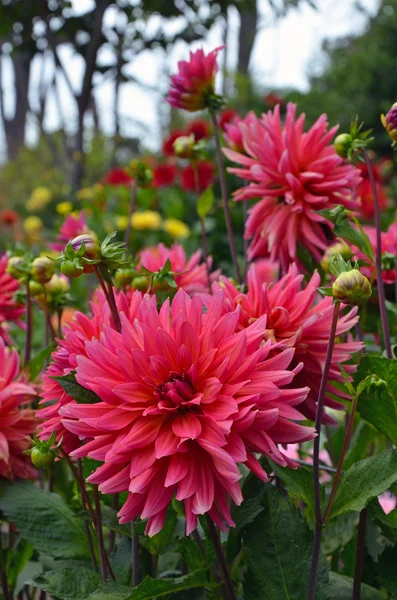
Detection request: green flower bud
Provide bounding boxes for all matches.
[28,280,45,297]
[131,275,150,291]
[6,256,26,280]
[332,269,372,305]
[31,256,55,284]
[115,268,136,288]
[321,240,352,272]
[334,133,353,158]
[31,446,54,468]
[70,234,101,273]
[61,260,83,279]
[173,134,196,158]
[44,274,70,295]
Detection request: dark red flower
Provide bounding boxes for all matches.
[103,168,133,187]
[219,108,239,131]
[186,119,211,141]
[0,210,19,227]
[264,92,286,109]
[163,130,185,156]
[153,164,177,188]
[180,161,215,193]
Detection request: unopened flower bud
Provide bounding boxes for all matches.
[28,280,45,297]
[173,134,196,158]
[321,240,352,272]
[69,233,101,274]
[334,133,353,158]
[132,275,150,291]
[115,268,136,288]
[332,269,372,305]
[6,256,26,280]
[61,260,83,279]
[381,102,397,142]
[45,274,70,295]
[31,256,55,284]
[31,446,54,468]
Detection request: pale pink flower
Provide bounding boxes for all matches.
[61,290,315,536]
[139,243,219,295]
[379,492,397,515]
[215,264,362,423]
[166,47,223,112]
[223,103,362,268]
[0,255,25,344]
[51,213,90,252]
[0,339,37,479]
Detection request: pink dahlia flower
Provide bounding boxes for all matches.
[0,339,37,479]
[0,255,25,344]
[223,103,362,268]
[139,243,219,295]
[61,290,315,536]
[166,47,223,112]
[355,223,397,285]
[37,293,123,453]
[215,264,362,423]
[51,213,90,253]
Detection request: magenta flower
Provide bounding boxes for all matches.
[0,255,25,344]
[51,213,90,253]
[166,47,223,112]
[60,290,315,536]
[0,339,37,479]
[139,243,219,295]
[223,103,362,268]
[215,264,362,423]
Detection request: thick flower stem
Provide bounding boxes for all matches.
[93,486,109,583]
[0,531,10,600]
[362,149,392,359]
[108,494,118,554]
[94,267,122,333]
[353,508,367,600]
[307,301,341,600]
[24,282,32,365]
[210,111,242,284]
[131,521,140,587]
[125,180,137,248]
[77,459,99,574]
[323,391,359,523]
[206,516,237,600]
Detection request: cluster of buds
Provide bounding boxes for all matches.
[320,253,372,306]
[35,274,70,313]
[126,160,153,188]
[58,232,126,279]
[115,259,178,295]
[333,118,374,160]
[381,102,397,145]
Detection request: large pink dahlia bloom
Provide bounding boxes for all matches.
[0,255,25,344]
[0,339,37,479]
[223,103,362,267]
[139,243,219,295]
[216,264,362,423]
[166,47,223,112]
[61,290,315,536]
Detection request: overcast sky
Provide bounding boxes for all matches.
[1,0,380,158]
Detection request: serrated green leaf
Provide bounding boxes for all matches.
[26,344,55,381]
[318,207,374,259]
[269,460,324,518]
[0,481,90,560]
[330,449,397,519]
[197,187,214,219]
[321,513,359,555]
[242,484,329,600]
[376,545,397,597]
[87,569,211,599]
[52,372,101,404]
[355,356,397,444]
[28,567,102,600]
[328,572,387,599]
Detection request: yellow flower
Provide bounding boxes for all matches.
[70,210,82,219]
[56,201,73,215]
[131,210,162,231]
[163,218,190,239]
[75,187,95,201]
[115,215,129,231]
[26,186,52,212]
[23,216,43,234]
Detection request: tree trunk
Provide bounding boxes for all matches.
[237,0,258,77]
[2,51,31,160]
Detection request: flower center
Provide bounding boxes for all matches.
[154,371,199,414]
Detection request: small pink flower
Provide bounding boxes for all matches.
[167,47,223,112]
[0,255,25,344]
[0,339,37,480]
[139,243,219,295]
[355,223,397,284]
[51,214,90,253]
[379,492,397,515]
[60,290,315,536]
[223,103,362,268]
[215,263,362,423]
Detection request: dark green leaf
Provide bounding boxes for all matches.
[269,460,324,518]
[0,481,90,560]
[52,373,101,404]
[321,513,359,555]
[242,484,329,599]
[376,545,397,598]
[140,509,177,555]
[356,356,397,444]
[318,207,374,259]
[369,498,397,543]
[343,421,378,469]
[26,344,55,381]
[87,570,211,599]
[328,572,387,599]
[330,449,397,519]
[28,567,102,600]
[197,187,214,219]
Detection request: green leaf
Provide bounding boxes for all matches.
[140,508,177,555]
[356,356,397,444]
[343,421,378,469]
[328,572,387,599]
[376,545,397,598]
[318,206,374,259]
[242,484,329,600]
[369,498,397,543]
[321,513,359,555]
[87,570,211,599]
[197,186,214,219]
[26,343,55,381]
[52,372,101,404]
[269,460,323,518]
[0,481,91,560]
[28,567,102,600]
[329,449,397,519]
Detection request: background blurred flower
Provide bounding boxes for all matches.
[103,168,133,187]
[56,201,74,216]
[131,210,162,231]
[153,164,177,188]
[0,209,19,227]
[23,216,43,235]
[180,161,215,193]
[26,186,52,212]
[163,130,185,156]
[51,213,90,252]
[186,119,211,141]
[163,218,190,239]
[0,255,25,344]
[355,160,389,220]
[114,215,129,231]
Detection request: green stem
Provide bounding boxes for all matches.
[125,180,137,247]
